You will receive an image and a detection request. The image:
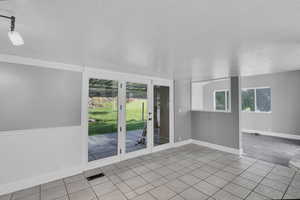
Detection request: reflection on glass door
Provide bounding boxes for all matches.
[154,86,170,146]
[126,82,148,153]
[88,79,118,162]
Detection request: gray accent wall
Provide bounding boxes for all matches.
[0,62,82,131]
[174,80,191,142]
[241,71,300,135]
[191,77,240,149]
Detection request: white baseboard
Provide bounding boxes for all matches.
[173,139,193,147]
[191,139,241,155]
[0,166,83,196]
[242,129,300,140]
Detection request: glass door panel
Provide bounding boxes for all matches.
[88,78,119,162]
[125,82,148,153]
[154,86,170,146]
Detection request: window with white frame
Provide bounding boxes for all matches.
[214,90,230,111]
[241,87,271,112]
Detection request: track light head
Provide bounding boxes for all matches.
[0,14,24,46]
[8,30,24,46]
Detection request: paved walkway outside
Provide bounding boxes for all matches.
[88,129,169,162]
[88,130,146,161]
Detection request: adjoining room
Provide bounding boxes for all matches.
[1,0,300,200]
[240,71,300,167]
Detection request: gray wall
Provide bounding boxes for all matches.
[174,80,191,142]
[191,77,240,149]
[241,71,300,135]
[0,62,82,131]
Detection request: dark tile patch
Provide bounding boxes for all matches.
[242,133,300,166]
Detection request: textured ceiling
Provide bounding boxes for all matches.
[1,0,300,80]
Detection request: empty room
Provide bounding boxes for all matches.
[0,0,300,200]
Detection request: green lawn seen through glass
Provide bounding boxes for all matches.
[89,99,147,136]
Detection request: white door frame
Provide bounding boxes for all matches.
[120,79,152,160]
[83,69,123,170]
[83,68,174,170]
[151,80,174,152]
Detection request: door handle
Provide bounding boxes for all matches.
[148,112,152,121]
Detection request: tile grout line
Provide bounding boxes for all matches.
[63,178,72,200]
[6,145,298,200]
[39,185,41,200]
[160,153,252,199]
[281,170,297,200]
[202,156,258,200]
[243,162,276,200]
[113,148,204,200]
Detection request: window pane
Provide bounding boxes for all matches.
[154,86,170,146]
[126,82,148,153]
[226,90,230,111]
[242,89,255,111]
[215,91,226,111]
[256,88,271,112]
[88,79,118,161]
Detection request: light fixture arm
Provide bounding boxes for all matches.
[0,14,15,31]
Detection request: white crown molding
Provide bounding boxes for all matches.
[0,54,84,72]
[84,66,172,82]
[0,54,173,82]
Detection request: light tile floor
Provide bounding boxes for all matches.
[1,144,300,200]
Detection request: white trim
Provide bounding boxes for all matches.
[152,143,173,152]
[85,66,172,83]
[0,54,173,81]
[191,110,232,114]
[0,166,83,196]
[242,129,300,140]
[173,139,193,147]
[86,155,121,171]
[241,86,271,90]
[191,77,230,84]
[0,54,83,72]
[81,69,89,166]
[170,81,175,145]
[0,126,82,136]
[83,69,174,166]
[191,139,241,155]
[241,110,272,114]
[238,76,243,152]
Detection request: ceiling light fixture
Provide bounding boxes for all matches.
[0,14,24,46]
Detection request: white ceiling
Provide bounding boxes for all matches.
[1,0,300,80]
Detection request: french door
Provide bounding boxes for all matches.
[85,71,173,166]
